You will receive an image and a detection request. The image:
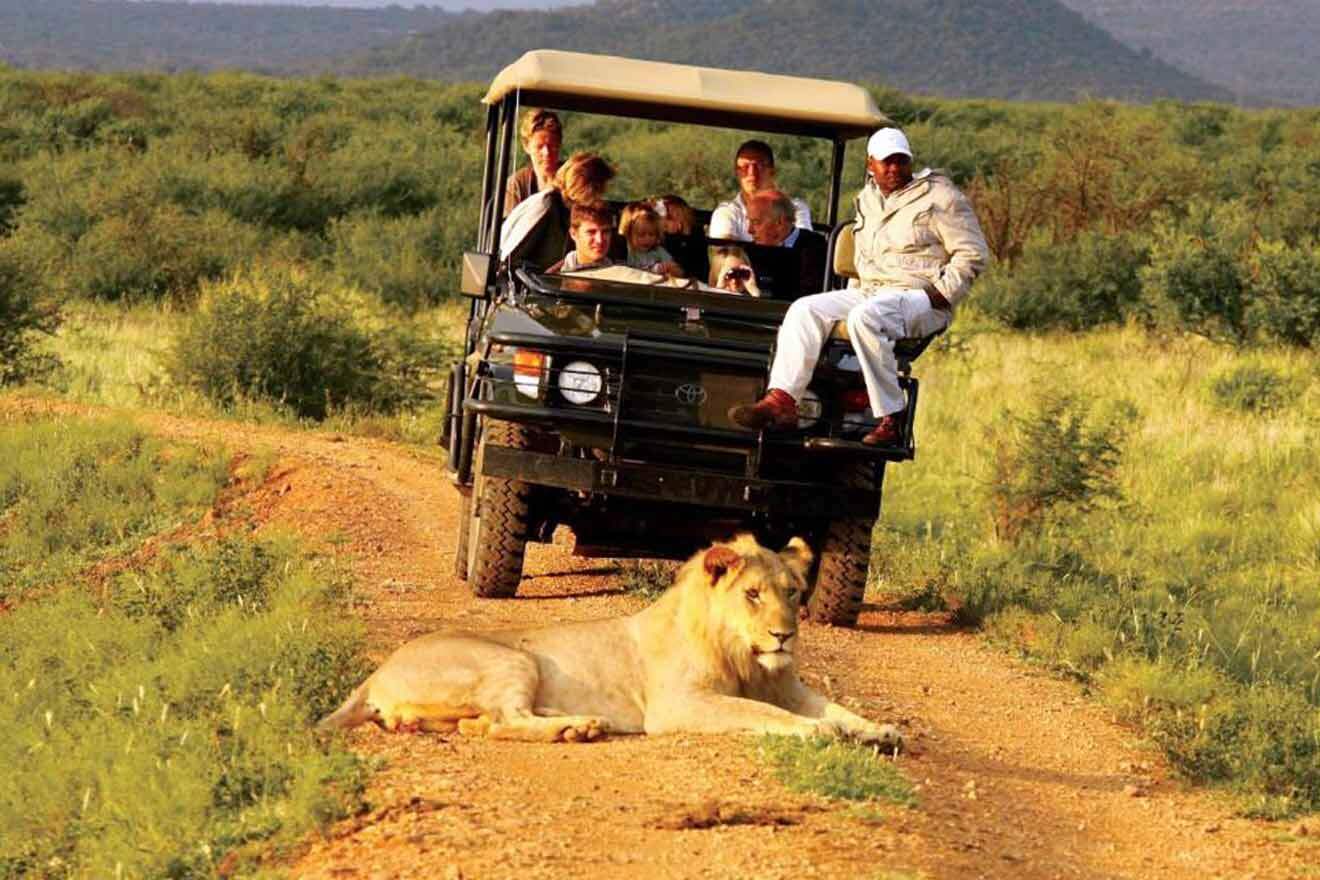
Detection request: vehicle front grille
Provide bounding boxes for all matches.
[619,353,764,433]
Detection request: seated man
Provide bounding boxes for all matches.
[547,202,615,274]
[730,128,989,446]
[708,140,812,242]
[746,189,827,299]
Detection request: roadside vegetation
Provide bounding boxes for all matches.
[0,416,370,878]
[755,735,916,807]
[879,327,1320,817]
[2,67,1318,816]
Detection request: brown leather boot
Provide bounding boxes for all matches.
[861,411,904,446]
[729,388,798,430]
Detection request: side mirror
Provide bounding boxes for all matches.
[460,251,495,298]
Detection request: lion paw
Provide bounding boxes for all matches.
[556,717,607,743]
[849,723,904,755]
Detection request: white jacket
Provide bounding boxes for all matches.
[852,169,989,308]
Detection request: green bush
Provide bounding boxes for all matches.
[985,392,1131,541]
[328,208,456,308]
[1206,363,1302,414]
[975,229,1148,331]
[1244,240,1320,346]
[0,249,59,385]
[1142,202,1252,339]
[171,265,443,419]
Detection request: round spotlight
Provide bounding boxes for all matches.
[558,360,603,405]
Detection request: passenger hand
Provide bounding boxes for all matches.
[656,261,685,278]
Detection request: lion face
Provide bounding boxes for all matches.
[700,536,814,673]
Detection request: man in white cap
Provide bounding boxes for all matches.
[730,127,989,445]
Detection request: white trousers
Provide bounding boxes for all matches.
[767,286,951,416]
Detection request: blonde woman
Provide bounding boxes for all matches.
[500,152,616,271]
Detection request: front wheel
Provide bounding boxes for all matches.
[806,463,882,627]
[466,419,537,598]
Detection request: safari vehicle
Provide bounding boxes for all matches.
[442,51,940,627]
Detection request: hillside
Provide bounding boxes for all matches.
[0,0,1232,103]
[0,0,455,73]
[338,0,1232,102]
[1058,0,1320,106]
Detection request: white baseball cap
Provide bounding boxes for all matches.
[867,128,912,161]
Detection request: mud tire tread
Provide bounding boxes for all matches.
[469,419,535,598]
[807,464,878,627]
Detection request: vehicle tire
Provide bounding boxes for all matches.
[467,418,536,598]
[806,463,880,627]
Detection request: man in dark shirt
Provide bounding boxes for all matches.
[746,189,827,300]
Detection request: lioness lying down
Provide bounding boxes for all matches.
[319,535,901,749]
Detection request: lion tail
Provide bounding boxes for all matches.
[317,682,376,732]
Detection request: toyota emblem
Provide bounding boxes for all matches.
[674,383,708,406]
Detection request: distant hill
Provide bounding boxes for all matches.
[336,0,1232,103]
[0,0,1233,104]
[0,0,454,73]
[1057,0,1320,106]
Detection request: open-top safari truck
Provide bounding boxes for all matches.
[442,50,940,627]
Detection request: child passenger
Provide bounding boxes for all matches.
[656,195,696,237]
[619,202,683,277]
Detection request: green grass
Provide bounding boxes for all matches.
[31,296,467,445]
[620,560,677,603]
[0,536,369,879]
[877,321,1320,814]
[755,735,917,806]
[0,415,230,605]
[0,418,370,878]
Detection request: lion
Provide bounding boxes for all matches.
[318,534,901,749]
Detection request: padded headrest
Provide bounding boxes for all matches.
[833,222,857,279]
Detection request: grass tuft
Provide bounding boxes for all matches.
[755,735,916,806]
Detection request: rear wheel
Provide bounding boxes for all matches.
[467,418,537,598]
[806,462,882,627]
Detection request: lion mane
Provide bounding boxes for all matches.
[319,534,900,749]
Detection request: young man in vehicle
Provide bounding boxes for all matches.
[504,109,563,214]
[548,202,615,274]
[708,140,813,241]
[729,128,989,446]
[746,189,827,299]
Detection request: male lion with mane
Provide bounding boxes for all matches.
[319,535,901,749]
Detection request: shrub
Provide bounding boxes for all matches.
[171,265,444,419]
[327,209,455,308]
[985,392,1131,541]
[1141,202,1253,339]
[975,229,1148,331]
[1206,363,1302,414]
[0,250,59,385]
[1244,240,1320,346]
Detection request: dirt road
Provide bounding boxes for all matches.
[18,399,1316,879]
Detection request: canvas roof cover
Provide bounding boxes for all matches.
[484,50,888,139]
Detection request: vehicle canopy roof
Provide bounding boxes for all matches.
[483,50,888,140]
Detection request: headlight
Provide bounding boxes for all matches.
[557,360,603,405]
[798,389,823,429]
[513,349,549,399]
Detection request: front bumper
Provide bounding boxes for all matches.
[479,444,880,517]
